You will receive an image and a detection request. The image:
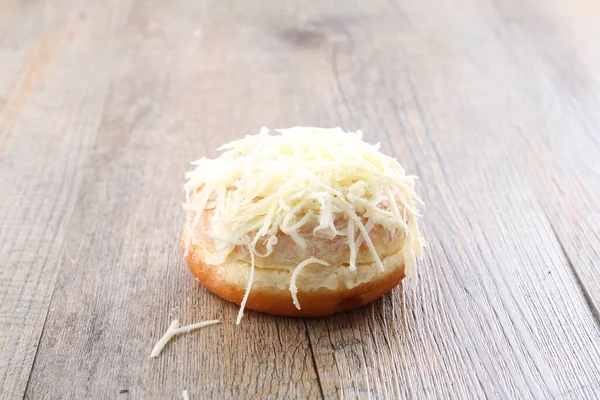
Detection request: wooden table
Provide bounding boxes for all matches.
[2,0,600,398]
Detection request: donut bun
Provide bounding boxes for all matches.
[181,127,423,322]
[182,223,406,317]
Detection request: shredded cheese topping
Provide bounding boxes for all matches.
[150,319,220,358]
[235,246,255,324]
[183,127,423,315]
[290,257,330,309]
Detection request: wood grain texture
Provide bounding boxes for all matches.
[0,1,124,397]
[0,0,598,399]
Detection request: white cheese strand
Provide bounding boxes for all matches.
[347,219,357,271]
[171,320,220,335]
[290,257,330,309]
[150,319,220,358]
[335,198,385,271]
[236,247,255,324]
[189,189,212,247]
[150,320,180,358]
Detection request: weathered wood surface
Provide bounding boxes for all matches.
[1,0,599,398]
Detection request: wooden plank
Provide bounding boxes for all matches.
[489,0,600,322]
[0,1,129,397]
[297,0,600,398]
[24,1,326,398]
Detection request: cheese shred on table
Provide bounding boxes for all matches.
[150,319,220,358]
[183,127,423,321]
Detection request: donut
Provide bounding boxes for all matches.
[181,127,423,321]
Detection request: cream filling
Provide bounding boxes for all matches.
[216,249,406,292]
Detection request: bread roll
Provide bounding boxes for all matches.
[181,127,423,321]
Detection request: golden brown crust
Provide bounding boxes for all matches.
[182,230,405,317]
